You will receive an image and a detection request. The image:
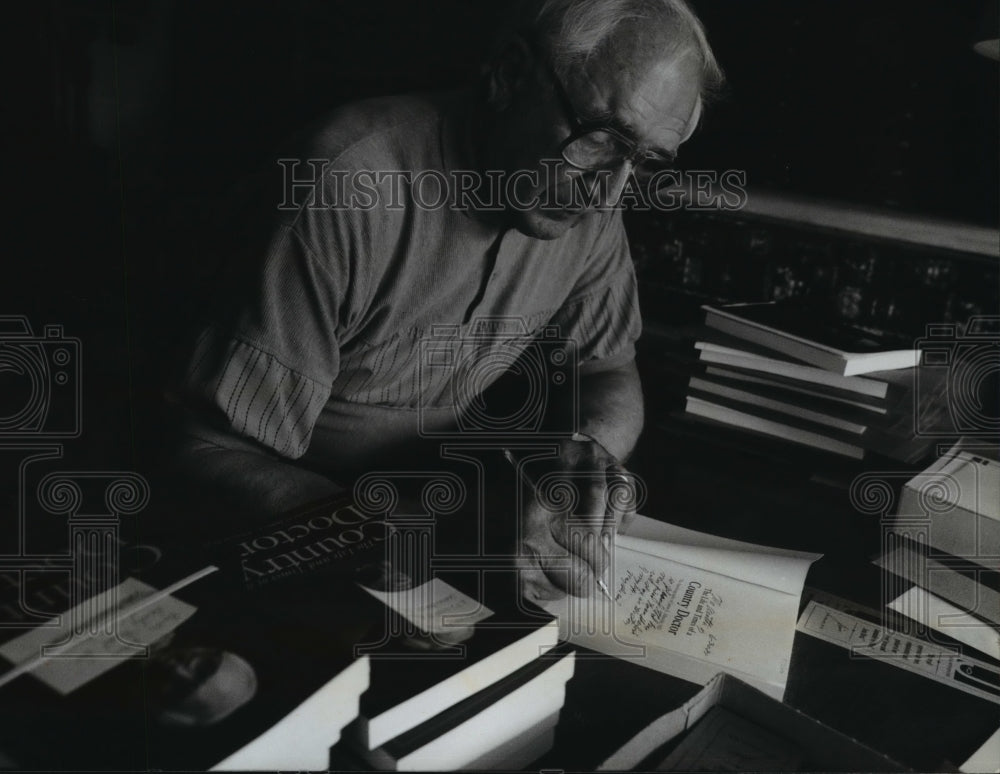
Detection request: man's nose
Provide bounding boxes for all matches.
[603,159,634,207]
[585,159,632,209]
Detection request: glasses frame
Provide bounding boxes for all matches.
[541,56,678,174]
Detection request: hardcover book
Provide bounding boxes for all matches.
[702,302,922,376]
[354,647,574,771]
[348,571,559,751]
[888,441,1000,570]
[695,344,904,400]
[212,495,393,592]
[0,563,377,770]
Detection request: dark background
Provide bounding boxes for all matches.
[13,0,996,217]
[3,0,998,473]
[0,7,996,770]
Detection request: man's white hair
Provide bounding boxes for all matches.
[525,0,723,102]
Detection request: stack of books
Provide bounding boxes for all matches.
[683,302,945,462]
[878,440,1000,662]
[341,573,570,771]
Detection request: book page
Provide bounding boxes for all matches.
[541,521,817,698]
[618,516,819,594]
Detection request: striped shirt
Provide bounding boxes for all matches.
[182,92,641,475]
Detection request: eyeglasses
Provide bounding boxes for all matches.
[543,60,678,183]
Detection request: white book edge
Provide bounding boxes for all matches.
[212,656,370,771]
[703,305,922,375]
[697,348,890,398]
[395,651,574,771]
[685,396,865,459]
[704,366,889,413]
[689,376,868,434]
[367,618,559,748]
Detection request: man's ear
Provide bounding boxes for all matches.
[485,35,535,111]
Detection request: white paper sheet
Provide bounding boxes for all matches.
[360,577,493,633]
[0,568,216,694]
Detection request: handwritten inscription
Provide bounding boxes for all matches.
[619,566,679,638]
[686,587,722,637]
[615,565,726,645]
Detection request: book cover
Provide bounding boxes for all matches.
[791,590,999,771]
[697,347,897,400]
[210,494,393,592]
[702,302,922,376]
[0,562,377,770]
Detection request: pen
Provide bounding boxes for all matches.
[503,449,614,601]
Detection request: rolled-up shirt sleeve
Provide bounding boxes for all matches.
[548,211,642,375]
[181,200,362,459]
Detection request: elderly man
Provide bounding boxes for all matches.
[172,0,722,599]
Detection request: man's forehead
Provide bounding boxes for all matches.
[572,48,703,146]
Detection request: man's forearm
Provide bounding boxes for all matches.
[577,359,644,462]
[170,417,344,522]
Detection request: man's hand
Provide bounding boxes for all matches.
[515,438,636,602]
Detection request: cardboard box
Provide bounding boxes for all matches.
[598,673,908,771]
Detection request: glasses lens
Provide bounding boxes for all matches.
[632,154,677,184]
[563,130,630,169]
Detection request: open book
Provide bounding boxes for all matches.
[538,514,820,700]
